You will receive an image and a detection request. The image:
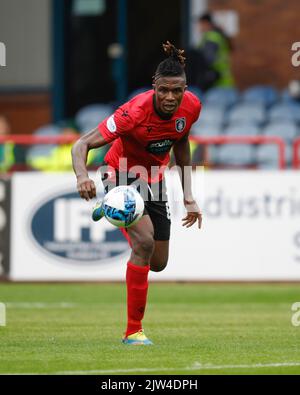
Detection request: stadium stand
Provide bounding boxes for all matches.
[190,123,222,166]
[3,85,300,172]
[193,104,226,128]
[224,124,260,136]
[218,144,255,167]
[204,87,239,108]
[257,143,293,168]
[75,104,114,133]
[26,124,61,169]
[268,103,300,123]
[281,88,300,104]
[191,123,223,137]
[33,124,61,136]
[188,84,300,168]
[242,85,279,107]
[227,103,267,126]
[262,121,299,142]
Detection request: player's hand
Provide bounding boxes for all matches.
[182,199,202,229]
[77,176,97,201]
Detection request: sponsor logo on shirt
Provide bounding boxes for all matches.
[107,115,117,133]
[146,139,175,154]
[175,117,186,133]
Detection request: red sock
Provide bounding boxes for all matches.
[120,228,132,247]
[126,261,150,337]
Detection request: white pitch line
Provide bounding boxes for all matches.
[5,302,77,309]
[51,362,300,374]
[2,362,300,375]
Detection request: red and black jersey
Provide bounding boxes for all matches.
[98,90,201,182]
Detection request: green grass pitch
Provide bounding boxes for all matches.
[0,283,300,375]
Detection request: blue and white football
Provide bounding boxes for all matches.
[102,186,144,228]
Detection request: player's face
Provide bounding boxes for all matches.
[153,76,187,115]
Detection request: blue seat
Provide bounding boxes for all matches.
[75,104,114,133]
[191,123,222,164]
[29,124,61,160]
[191,124,222,137]
[26,144,56,161]
[33,124,61,136]
[281,89,300,105]
[203,145,219,165]
[228,103,267,126]
[204,87,239,108]
[242,85,279,107]
[195,104,226,127]
[268,103,300,123]
[256,143,293,168]
[224,124,260,136]
[262,121,298,142]
[218,144,255,166]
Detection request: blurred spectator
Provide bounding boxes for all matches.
[188,12,235,91]
[0,115,15,173]
[49,127,80,172]
[27,125,80,172]
[27,121,107,172]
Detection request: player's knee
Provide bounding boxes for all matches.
[139,236,155,256]
[132,234,155,259]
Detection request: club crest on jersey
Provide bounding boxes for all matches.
[175,117,186,133]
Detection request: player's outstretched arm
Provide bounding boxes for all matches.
[71,127,108,201]
[173,135,202,229]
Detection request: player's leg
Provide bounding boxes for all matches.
[150,240,169,272]
[145,196,171,272]
[122,215,154,345]
[121,230,169,271]
[127,215,154,266]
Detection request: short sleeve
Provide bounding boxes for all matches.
[98,103,143,143]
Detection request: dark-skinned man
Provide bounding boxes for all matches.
[72,41,202,345]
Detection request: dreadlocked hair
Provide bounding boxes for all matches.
[153,41,186,82]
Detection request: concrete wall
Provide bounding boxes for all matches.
[0,0,51,88]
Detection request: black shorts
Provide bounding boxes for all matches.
[101,168,171,241]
